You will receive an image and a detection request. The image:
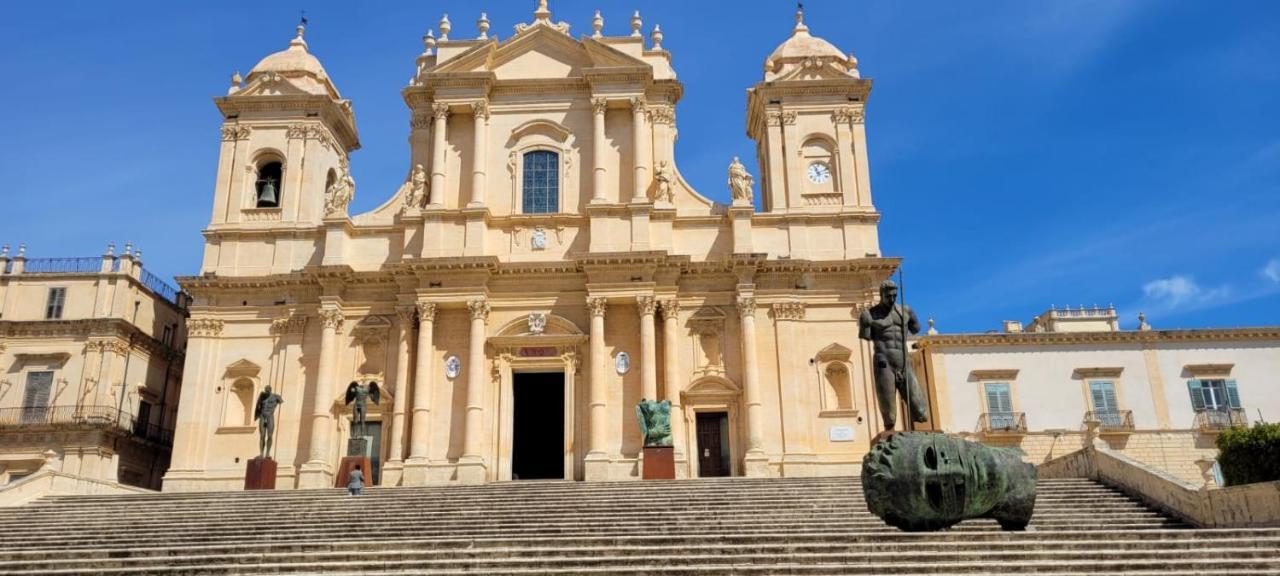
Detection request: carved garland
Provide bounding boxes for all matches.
[833,107,866,125]
[772,301,806,321]
[220,126,251,142]
[270,314,308,336]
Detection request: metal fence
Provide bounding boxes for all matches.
[1194,408,1248,431]
[0,404,173,445]
[140,268,181,305]
[1086,410,1134,430]
[20,257,102,274]
[979,411,1027,433]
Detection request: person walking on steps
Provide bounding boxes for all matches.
[347,464,364,496]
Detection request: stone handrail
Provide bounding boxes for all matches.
[1039,446,1280,527]
[0,468,153,507]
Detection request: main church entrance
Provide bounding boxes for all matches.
[511,372,565,480]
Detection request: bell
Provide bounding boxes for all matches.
[258,179,278,207]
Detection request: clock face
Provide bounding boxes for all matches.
[807,162,831,184]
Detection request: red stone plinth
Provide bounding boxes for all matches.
[335,456,373,488]
[244,457,277,490]
[642,446,675,480]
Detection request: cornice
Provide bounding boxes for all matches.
[0,318,183,360]
[918,327,1280,350]
[214,94,359,152]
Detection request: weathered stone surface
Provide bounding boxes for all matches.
[862,432,1037,531]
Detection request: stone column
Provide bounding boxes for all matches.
[737,295,768,475]
[387,305,415,467]
[428,103,450,206]
[630,96,649,203]
[585,296,609,480]
[591,98,608,203]
[637,296,658,402]
[659,299,686,472]
[300,307,342,487]
[408,303,436,461]
[468,101,488,207]
[458,298,489,482]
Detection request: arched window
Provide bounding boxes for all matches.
[521,151,559,214]
[255,161,283,208]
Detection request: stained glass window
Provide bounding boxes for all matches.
[522,151,559,214]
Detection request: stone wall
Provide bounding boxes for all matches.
[973,429,1217,485]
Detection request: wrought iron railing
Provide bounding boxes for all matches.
[1194,408,1247,431]
[979,412,1027,433]
[21,257,102,274]
[1086,410,1134,430]
[0,405,173,445]
[140,268,180,305]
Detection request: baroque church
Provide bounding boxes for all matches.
[164,2,907,491]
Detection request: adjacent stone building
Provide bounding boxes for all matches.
[917,306,1280,485]
[0,244,187,490]
[163,4,898,491]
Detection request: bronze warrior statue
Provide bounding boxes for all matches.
[254,384,283,459]
[858,280,929,431]
[345,380,380,438]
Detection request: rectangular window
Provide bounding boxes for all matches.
[134,401,153,437]
[984,382,1014,428]
[1188,379,1241,412]
[21,371,54,424]
[162,325,174,346]
[1089,380,1123,427]
[521,151,560,214]
[45,287,66,319]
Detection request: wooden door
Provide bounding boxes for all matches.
[696,412,730,477]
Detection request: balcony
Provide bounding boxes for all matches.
[979,412,1027,434]
[1085,410,1134,432]
[0,405,173,446]
[1194,408,1247,431]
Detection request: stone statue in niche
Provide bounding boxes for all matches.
[324,157,355,217]
[254,384,283,459]
[531,227,548,250]
[727,156,754,203]
[344,380,381,438]
[653,160,673,203]
[635,398,673,447]
[399,164,427,210]
[528,313,547,335]
[444,356,462,379]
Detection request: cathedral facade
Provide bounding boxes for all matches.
[164,3,903,491]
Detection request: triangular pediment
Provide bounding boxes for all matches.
[224,359,262,378]
[430,26,650,81]
[815,343,853,362]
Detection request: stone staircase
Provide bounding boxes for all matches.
[0,476,1277,575]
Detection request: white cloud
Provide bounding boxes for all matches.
[1263,259,1280,283]
[1141,275,1231,310]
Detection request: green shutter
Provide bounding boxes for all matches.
[985,383,1012,413]
[1225,380,1241,409]
[1090,381,1118,412]
[1187,380,1206,411]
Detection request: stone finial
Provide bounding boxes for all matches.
[16,244,26,258]
[230,71,242,89]
[794,5,808,33]
[290,22,308,50]
[1,245,9,258]
[592,10,603,38]
[630,11,642,37]
[41,449,60,470]
[134,248,143,261]
[534,0,551,21]
[106,242,115,256]
[477,12,490,39]
[439,14,451,41]
[1138,312,1151,331]
[423,29,436,55]
[651,24,664,50]
[123,241,133,256]
[927,317,938,335]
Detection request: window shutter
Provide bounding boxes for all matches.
[1090,381,1118,412]
[1225,380,1241,409]
[1187,380,1205,411]
[985,383,1012,413]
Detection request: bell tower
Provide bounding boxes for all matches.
[205,24,360,256]
[746,8,871,213]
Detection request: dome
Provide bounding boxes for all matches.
[243,25,341,98]
[763,10,860,82]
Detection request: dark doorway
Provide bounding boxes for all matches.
[512,372,565,480]
[696,412,731,477]
[350,420,383,485]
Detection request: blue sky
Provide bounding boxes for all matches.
[1,1,1277,333]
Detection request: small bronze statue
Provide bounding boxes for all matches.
[859,280,929,432]
[862,432,1037,531]
[345,380,380,437]
[254,384,283,459]
[635,398,673,447]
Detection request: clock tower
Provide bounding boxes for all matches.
[747,8,872,214]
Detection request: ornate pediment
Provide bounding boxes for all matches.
[429,23,649,81]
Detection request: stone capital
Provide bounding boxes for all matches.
[394,305,417,325]
[187,318,225,338]
[735,296,756,318]
[432,103,451,120]
[636,295,656,316]
[586,296,608,318]
[467,298,490,322]
[658,299,680,320]
[318,308,345,332]
[415,301,437,323]
[591,97,608,115]
[472,100,489,120]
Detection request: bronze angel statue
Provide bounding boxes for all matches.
[345,380,381,437]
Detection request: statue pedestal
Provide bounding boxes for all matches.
[642,446,675,480]
[244,457,277,490]
[347,437,372,458]
[335,456,372,489]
